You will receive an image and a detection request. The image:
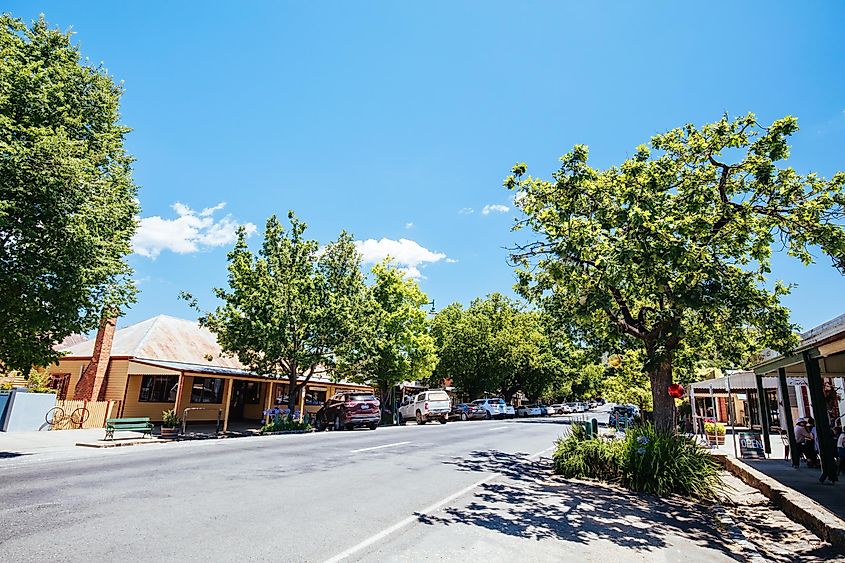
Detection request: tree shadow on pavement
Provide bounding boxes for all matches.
[422,450,741,560]
[0,452,29,459]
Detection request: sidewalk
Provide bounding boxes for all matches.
[701,429,845,525]
[355,451,841,562]
[0,428,146,458]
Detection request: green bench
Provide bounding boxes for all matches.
[105,417,154,440]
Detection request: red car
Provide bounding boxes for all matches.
[315,391,380,431]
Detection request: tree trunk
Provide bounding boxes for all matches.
[650,361,674,433]
[287,383,300,416]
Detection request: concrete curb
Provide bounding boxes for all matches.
[76,438,163,448]
[718,454,845,547]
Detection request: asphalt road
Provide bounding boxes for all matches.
[0,415,576,562]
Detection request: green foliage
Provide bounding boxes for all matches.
[185,212,370,411]
[345,260,437,402]
[24,368,55,393]
[508,114,845,430]
[704,422,726,436]
[431,294,573,401]
[0,15,139,375]
[161,409,181,428]
[261,416,312,433]
[553,423,624,481]
[601,350,653,411]
[553,424,723,500]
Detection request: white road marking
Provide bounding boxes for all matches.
[349,441,411,453]
[323,444,555,563]
[487,425,508,431]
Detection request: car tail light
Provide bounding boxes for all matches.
[424,402,429,411]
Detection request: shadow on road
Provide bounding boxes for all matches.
[0,452,30,459]
[424,450,740,559]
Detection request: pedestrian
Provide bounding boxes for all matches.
[794,418,818,468]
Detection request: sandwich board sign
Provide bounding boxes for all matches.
[738,431,765,459]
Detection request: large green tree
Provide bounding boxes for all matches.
[186,213,370,414]
[0,15,139,374]
[507,114,845,431]
[346,259,437,416]
[432,293,571,402]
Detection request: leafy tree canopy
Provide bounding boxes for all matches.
[432,293,575,402]
[185,212,370,412]
[0,15,139,375]
[345,259,437,406]
[507,114,845,430]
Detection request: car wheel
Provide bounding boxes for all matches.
[439,418,447,424]
[368,422,378,430]
[416,410,426,425]
[485,411,491,420]
[345,423,354,431]
[461,413,468,421]
[397,412,405,426]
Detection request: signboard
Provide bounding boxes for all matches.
[786,377,807,387]
[738,431,766,459]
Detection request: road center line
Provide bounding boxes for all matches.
[349,441,411,453]
[323,444,555,563]
[487,426,508,431]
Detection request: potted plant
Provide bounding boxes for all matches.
[704,421,726,445]
[161,409,180,438]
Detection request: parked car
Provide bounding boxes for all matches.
[315,391,380,431]
[451,403,486,421]
[551,403,570,415]
[504,404,516,418]
[574,402,588,413]
[472,398,507,419]
[544,404,557,415]
[516,404,542,417]
[398,390,451,425]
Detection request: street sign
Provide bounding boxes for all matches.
[738,431,765,459]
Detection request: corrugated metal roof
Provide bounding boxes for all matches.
[690,371,779,391]
[58,315,242,369]
[60,315,369,388]
[756,312,845,364]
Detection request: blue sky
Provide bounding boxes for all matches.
[7,1,845,331]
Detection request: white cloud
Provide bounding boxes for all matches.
[445,258,459,264]
[405,222,414,229]
[458,207,475,215]
[482,204,510,215]
[132,202,257,259]
[355,238,447,279]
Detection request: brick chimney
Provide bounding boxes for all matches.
[74,316,117,400]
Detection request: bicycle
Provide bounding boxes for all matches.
[45,406,90,430]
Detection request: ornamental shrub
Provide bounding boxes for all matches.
[261,416,312,433]
[621,424,723,500]
[553,423,723,500]
[703,421,726,436]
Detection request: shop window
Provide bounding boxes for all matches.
[139,375,179,403]
[191,377,224,403]
[275,385,290,405]
[242,381,261,404]
[305,389,327,406]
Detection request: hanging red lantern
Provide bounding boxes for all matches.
[668,383,685,399]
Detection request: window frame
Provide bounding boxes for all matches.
[138,374,180,403]
[190,377,225,404]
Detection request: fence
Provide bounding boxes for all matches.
[52,399,122,430]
